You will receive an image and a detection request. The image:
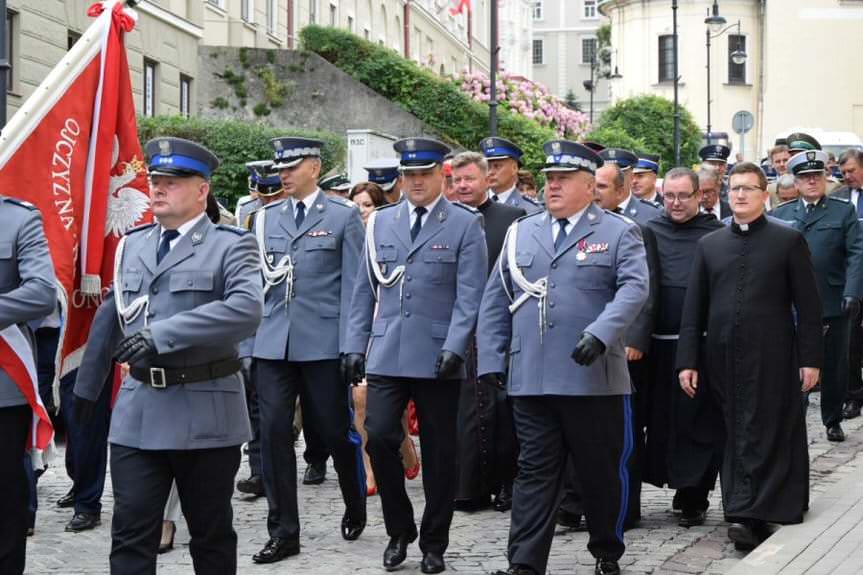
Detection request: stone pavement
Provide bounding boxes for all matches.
[25,392,863,574]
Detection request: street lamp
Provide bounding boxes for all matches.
[672,0,680,166]
[489,0,499,136]
[704,1,747,137]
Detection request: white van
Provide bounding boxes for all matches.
[775,128,863,158]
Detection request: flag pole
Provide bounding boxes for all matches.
[0,0,8,129]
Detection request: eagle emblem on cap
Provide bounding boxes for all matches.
[158,140,172,156]
[715,145,722,153]
[807,151,816,161]
[551,142,561,154]
[273,140,284,151]
[406,139,416,151]
[483,138,493,148]
[609,149,617,158]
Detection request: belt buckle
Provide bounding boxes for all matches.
[150,367,167,389]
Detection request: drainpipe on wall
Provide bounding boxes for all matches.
[287,0,294,49]
[756,0,766,156]
[404,1,411,60]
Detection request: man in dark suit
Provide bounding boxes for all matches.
[698,166,732,220]
[832,149,863,419]
[450,151,525,513]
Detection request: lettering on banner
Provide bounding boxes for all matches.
[51,118,79,231]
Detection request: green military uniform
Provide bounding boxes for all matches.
[771,157,863,436]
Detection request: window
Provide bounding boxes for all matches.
[728,34,746,84]
[582,38,597,64]
[68,30,81,50]
[309,0,317,24]
[532,38,543,65]
[267,0,277,33]
[180,74,192,118]
[658,34,675,83]
[5,10,14,91]
[206,0,224,8]
[143,58,157,117]
[584,0,597,18]
[532,1,542,20]
[330,3,337,26]
[347,15,354,31]
[241,0,253,23]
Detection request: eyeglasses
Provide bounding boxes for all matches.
[729,185,764,194]
[663,191,698,203]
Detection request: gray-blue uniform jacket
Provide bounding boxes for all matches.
[0,198,57,408]
[477,203,649,396]
[345,197,488,379]
[497,186,542,214]
[619,194,662,226]
[251,191,365,361]
[73,215,263,450]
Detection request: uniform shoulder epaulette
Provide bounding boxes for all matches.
[375,201,401,212]
[126,222,157,235]
[604,209,636,225]
[3,197,37,211]
[262,198,288,211]
[451,201,479,214]
[327,195,355,208]
[827,195,850,203]
[216,223,249,235]
[639,198,662,209]
[774,198,797,209]
[521,195,541,207]
[515,210,543,224]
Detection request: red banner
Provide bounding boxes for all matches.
[0,1,150,380]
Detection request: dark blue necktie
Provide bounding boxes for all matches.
[411,206,427,242]
[295,201,306,228]
[554,218,568,252]
[491,194,499,202]
[157,229,180,264]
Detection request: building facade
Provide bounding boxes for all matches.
[497,0,533,78]
[599,0,863,159]
[531,0,611,116]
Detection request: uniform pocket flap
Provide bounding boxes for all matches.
[815,223,842,230]
[376,246,398,263]
[0,242,12,259]
[305,236,337,251]
[431,321,449,339]
[510,336,521,353]
[169,271,215,292]
[515,253,534,267]
[121,272,143,292]
[371,318,388,336]
[575,254,612,267]
[266,236,288,253]
[423,250,457,263]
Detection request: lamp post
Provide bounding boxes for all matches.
[489,0,499,136]
[672,0,680,166]
[704,0,746,138]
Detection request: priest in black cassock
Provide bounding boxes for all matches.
[450,151,525,512]
[676,162,823,551]
[642,168,724,528]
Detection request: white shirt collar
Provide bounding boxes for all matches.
[406,192,443,217]
[619,193,635,213]
[491,185,517,204]
[160,211,207,241]
[293,188,321,212]
[551,205,588,233]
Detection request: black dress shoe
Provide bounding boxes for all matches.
[236,474,264,496]
[843,400,862,420]
[382,527,418,570]
[595,558,621,575]
[555,508,583,530]
[490,566,538,575]
[827,424,846,442]
[492,485,513,512]
[727,522,765,551]
[341,509,366,541]
[252,537,300,564]
[679,508,706,528]
[65,512,101,532]
[303,462,327,485]
[671,491,682,513]
[57,489,75,508]
[421,551,446,574]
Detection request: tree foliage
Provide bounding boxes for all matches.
[137,115,344,205]
[589,95,702,174]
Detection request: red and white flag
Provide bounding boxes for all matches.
[450,0,472,15]
[0,327,53,451]
[0,0,151,444]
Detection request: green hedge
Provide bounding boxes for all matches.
[300,25,556,175]
[590,95,702,175]
[137,116,345,205]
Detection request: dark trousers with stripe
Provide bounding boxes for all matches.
[821,316,850,427]
[365,376,460,555]
[0,405,30,575]
[509,395,630,574]
[255,358,365,540]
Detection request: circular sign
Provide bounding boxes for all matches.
[732,111,754,135]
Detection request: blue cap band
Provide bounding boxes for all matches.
[484,146,520,159]
[150,154,212,178]
[401,150,445,163]
[635,159,659,172]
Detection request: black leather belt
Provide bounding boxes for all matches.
[130,358,242,389]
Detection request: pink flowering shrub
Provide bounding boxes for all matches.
[456,70,591,139]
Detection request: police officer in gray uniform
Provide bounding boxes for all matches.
[73,137,263,575]
[0,197,56,575]
[343,137,488,574]
[482,137,542,214]
[599,148,662,223]
[479,140,649,575]
[250,137,367,564]
[365,158,404,204]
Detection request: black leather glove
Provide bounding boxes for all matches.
[842,296,861,319]
[74,395,97,426]
[342,353,366,386]
[435,350,464,380]
[114,328,157,364]
[571,332,606,366]
[478,372,506,391]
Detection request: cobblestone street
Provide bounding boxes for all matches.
[25,393,863,574]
